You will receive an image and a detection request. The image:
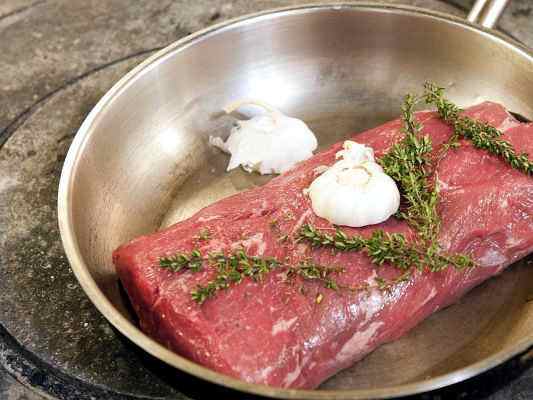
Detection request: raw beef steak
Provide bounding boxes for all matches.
[113,102,533,388]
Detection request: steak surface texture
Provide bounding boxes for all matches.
[113,102,533,388]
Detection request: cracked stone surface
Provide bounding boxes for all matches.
[0,1,532,399]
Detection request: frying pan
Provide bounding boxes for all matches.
[58,1,533,398]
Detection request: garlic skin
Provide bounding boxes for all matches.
[307,141,400,227]
[209,100,317,175]
[335,140,374,164]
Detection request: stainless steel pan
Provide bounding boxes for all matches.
[58,1,533,398]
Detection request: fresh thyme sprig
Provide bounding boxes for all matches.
[189,250,281,304]
[159,248,347,303]
[291,261,411,294]
[379,94,440,243]
[159,249,203,272]
[423,82,533,175]
[374,270,412,291]
[160,247,406,304]
[287,261,344,291]
[299,224,364,250]
[299,224,473,272]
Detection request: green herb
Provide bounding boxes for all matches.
[160,247,387,304]
[299,224,473,273]
[442,132,461,151]
[196,228,211,241]
[191,281,222,304]
[159,249,203,272]
[374,270,412,291]
[379,93,440,243]
[423,82,533,175]
[160,245,422,304]
[190,250,280,304]
[278,234,289,243]
[299,224,365,251]
[287,261,343,290]
[288,258,413,294]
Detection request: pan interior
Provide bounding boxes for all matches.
[65,5,533,395]
[160,112,533,390]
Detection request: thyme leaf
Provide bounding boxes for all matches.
[423,82,533,175]
[159,249,203,272]
[196,228,211,241]
[298,225,473,273]
[287,261,344,290]
[160,248,400,304]
[379,93,440,243]
[190,250,281,304]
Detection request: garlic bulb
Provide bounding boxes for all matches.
[307,141,400,227]
[209,100,317,175]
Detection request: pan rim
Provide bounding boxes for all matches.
[57,3,533,399]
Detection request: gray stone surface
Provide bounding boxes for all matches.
[0,373,46,400]
[0,0,532,399]
[0,53,191,397]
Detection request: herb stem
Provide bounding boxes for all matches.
[299,224,473,273]
[423,82,532,175]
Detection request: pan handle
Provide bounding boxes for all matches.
[467,0,510,28]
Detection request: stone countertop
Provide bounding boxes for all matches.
[0,1,532,399]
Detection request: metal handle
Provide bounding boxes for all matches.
[467,0,510,28]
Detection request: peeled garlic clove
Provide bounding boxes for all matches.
[210,100,317,175]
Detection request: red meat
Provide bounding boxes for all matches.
[113,102,533,388]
